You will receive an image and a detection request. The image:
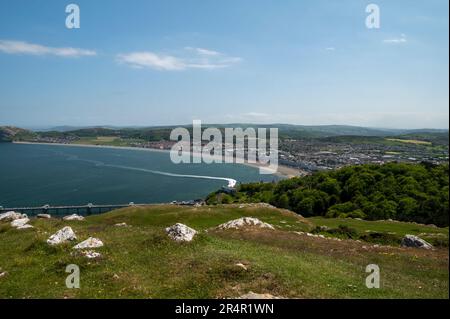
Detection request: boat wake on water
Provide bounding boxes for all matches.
[66,155,237,188]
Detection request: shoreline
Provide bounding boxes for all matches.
[12,141,303,178]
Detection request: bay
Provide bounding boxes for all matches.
[0,143,279,207]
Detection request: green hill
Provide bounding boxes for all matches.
[0,204,448,298]
[18,124,450,142]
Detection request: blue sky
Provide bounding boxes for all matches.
[0,0,448,129]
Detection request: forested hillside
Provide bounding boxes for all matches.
[207,163,449,227]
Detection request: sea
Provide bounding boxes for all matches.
[0,143,280,208]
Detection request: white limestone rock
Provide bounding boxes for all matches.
[17,224,34,230]
[80,250,102,259]
[114,222,129,227]
[63,214,85,221]
[47,226,77,245]
[11,218,30,228]
[165,223,197,242]
[0,211,27,222]
[37,214,51,219]
[401,234,433,250]
[217,217,275,230]
[235,263,248,271]
[73,237,104,250]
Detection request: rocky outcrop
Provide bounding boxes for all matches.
[165,223,197,242]
[114,222,129,227]
[47,226,77,245]
[217,217,274,230]
[63,214,85,221]
[80,250,102,259]
[0,211,27,222]
[401,235,433,249]
[73,237,104,249]
[235,263,248,271]
[10,217,30,228]
[17,224,34,230]
[37,214,51,219]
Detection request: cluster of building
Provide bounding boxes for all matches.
[279,139,449,172]
[27,136,79,144]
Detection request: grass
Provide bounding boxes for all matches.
[308,216,449,236]
[72,136,146,147]
[0,205,448,299]
[308,217,449,247]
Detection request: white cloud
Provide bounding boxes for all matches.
[0,40,97,57]
[383,34,407,44]
[325,47,336,51]
[117,47,242,71]
[185,47,220,56]
[116,52,185,70]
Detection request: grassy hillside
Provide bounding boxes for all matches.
[0,204,448,299]
[19,124,450,143]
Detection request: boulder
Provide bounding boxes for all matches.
[401,234,433,250]
[63,214,85,221]
[37,214,51,219]
[114,222,129,227]
[73,237,104,250]
[47,226,77,245]
[11,218,30,228]
[17,224,34,230]
[0,211,27,222]
[235,263,248,271]
[165,223,197,242]
[217,217,275,230]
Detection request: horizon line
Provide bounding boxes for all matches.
[2,123,449,131]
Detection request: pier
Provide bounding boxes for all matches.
[0,202,146,216]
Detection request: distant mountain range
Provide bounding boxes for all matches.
[30,124,449,136]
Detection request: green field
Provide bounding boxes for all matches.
[0,205,448,299]
[72,136,146,147]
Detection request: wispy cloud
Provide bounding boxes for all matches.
[0,40,97,57]
[117,47,242,71]
[325,47,336,51]
[116,52,185,70]
[383,34,407,44]
[185,47,220,56]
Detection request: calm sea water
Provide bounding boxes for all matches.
[0,143,279,207]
